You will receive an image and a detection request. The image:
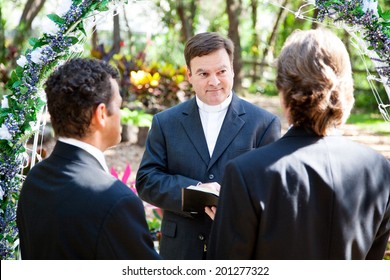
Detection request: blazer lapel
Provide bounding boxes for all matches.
[208,95,245,169]
[180,98,211,166]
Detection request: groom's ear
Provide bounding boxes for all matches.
[91,103,108,129]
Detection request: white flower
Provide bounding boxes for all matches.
[38,89,47,102]
[31,47,44,64]
[0,123,12,140]
[42,18,60,35]
[1,95,8,109]
[362,0,379,17]
[69,43,84,54]
[58,0,73,16]
[0,187,4,201]
[16,55,27,67]
[29,121,38,131]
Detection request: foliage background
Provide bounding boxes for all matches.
[2,0,389,112]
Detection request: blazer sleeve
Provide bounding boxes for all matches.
[208,160,259,259]
[136,115,200,213]
[366,159,390,259]
[96,194,162,260]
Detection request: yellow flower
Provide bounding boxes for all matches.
[130,70,160,87]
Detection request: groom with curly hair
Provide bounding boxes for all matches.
[17,58,161,260]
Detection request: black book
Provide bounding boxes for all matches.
[181,186,219,213]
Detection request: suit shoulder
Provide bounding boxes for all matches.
[155,99,192,118]
[107,179,139,199]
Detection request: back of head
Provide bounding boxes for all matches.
[45,58,119,138]
[276,28,354,136]
[184,32,234,70]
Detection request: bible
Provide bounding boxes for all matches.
[181,185,219,213]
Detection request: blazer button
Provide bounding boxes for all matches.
[198,234,205,241]
[208,174,214,180]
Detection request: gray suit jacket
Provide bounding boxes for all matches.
[17,141,161,260]
[136,94,281,259]
[208,126,390,259]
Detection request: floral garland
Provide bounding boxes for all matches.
[316,0,390,91]
[0,0,126,260]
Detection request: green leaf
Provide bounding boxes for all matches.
[0,140,13,156]
[97,6,109,12]
[324,0,343,7]
[5,234,14,243]
[383,28,390,37]
[47,14,65,25]
[379,10,390,21]
[96,0,110,12]
[65,36,80,45]
[0,109,9,118]
[28,37,39,47]
[77,22,86,36]
[15,66,24,77]
[6,71,18,89]
[11,80,22,89]
[19,86,28,95]
[36,97,46,110]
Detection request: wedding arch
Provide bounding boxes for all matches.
[0,0,389,259]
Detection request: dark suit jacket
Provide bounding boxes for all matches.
[208,126,390,259]
[17,141,161,260]
[136,94,281,259]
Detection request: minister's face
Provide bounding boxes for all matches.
[187,48,234,106]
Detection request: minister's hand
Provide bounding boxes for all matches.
[194,182,221,193]
[205,206,217,220]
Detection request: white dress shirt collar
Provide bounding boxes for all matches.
[58,137,109,173]
[195,92,233,112]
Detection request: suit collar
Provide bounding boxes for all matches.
[58,137,109,172]
[283,126,319,138]
[51,141,107,172]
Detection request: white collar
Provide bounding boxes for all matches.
[58,137,109,173]
[196,92,233,113]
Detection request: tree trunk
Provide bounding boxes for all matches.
[259,0,289,76]
[102,10,121,62]
[112,10,121,54]
[91,25,98,51]
[0,4,5,62]
[15,0,46,46]
[176,0,197,44]
[250,0,259,83]
[177,2,190,43]
[311,8,319,29]
[226,0,243,92]
[122,7,133,51]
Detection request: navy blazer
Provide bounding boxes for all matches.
[17,141,161,260]
[208,126,390,259]
[136,94,281,259]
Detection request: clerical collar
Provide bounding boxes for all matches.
[196,92,233,113]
